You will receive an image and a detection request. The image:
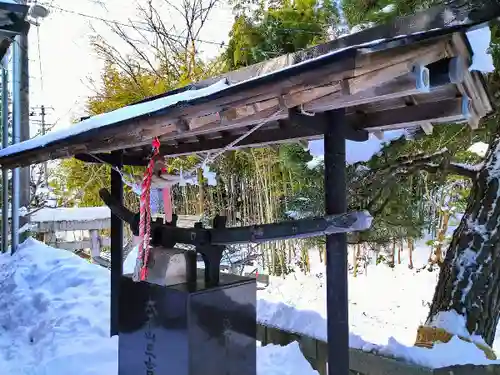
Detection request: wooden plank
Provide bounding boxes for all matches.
[449,33,493,113]
[352,38,449,79]
[34,214,197,232]
[158,106,287,145]
[158,121,326,157]
[36,218,111,232]
[256,322,435,375]
[256,324,267,345]
[173,41,448,133]
[349,349,433,375]
[420,122,434,135]
[304,72,438,113]
[434,364,500,375]
[357,97,466,130]
[163,44,452,142]
[90,229,100,258]
[444,33,491,132]
[407,95,434,135]
[147,97,467,157]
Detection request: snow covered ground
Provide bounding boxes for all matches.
[257,247,500,368]
[0,239,317,375]
[1,237,499,374]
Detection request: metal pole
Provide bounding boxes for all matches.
[1,57,8,252]
[110,151,123,336]
[324,109,349,375]
[11,35,21,254]
[19,28,30,237]
[40,105,48,187]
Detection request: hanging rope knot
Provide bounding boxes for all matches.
[152,137,161,150]
[134,137,162,282]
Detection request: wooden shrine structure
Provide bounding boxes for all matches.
[0,4,497,375]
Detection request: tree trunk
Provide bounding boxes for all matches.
[353,244,361,277]
[427,134,500,346]
[434,210,450,264]
[408,237,414,269]
[389,240,396,268]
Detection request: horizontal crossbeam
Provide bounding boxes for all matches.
[99,188,372,246]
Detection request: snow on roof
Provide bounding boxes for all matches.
[0,38,384,160]
[0,79,230,159]
[30,206,111,222]
[0,22,490,163]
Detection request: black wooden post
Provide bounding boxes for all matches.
[110,150,123,337]
[324,109,349,375]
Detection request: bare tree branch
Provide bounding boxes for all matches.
[351,148,481,217]
[93,0,221,86]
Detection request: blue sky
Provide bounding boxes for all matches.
[308,130,406,164]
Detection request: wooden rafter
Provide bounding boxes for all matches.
[0,30,493,169]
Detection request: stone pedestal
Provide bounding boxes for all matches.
[118,272,256,375]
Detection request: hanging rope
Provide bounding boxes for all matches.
[85,109,284,281]
[134,137,161,282]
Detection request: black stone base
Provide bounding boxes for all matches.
[118,272,257,375]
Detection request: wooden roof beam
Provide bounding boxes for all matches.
[180,38,450,134]
[304,68,430,113]
[0,36,480,169]
[152,97,470,159]
[62,95,473,165]
[358,97,470,131]
[420,123,434,135]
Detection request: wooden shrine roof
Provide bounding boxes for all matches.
[0,5,497,168]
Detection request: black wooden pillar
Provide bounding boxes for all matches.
[110,150,124,337]
[324,109,348,375]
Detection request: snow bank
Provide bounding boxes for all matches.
[0,238,117,375]
[257,342,319,375]
[256,244,500,368]
[258,253,438,346]
[258,270,500,368]
[126,241,500,368]
[3,238,500,373]
[0,238,318,375]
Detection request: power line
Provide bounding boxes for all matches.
[48,4,226,47]
[36,25,44,96]
[48,4,331,49]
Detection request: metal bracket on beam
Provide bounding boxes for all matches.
[288,107,369,142]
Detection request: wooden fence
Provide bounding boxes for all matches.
[29,207,270,285]
[257,323,500,375]
[29,207,199,257]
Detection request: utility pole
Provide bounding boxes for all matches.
[30,104,53,187]
[1,57,8,253]
[18,25,30,240]
[41,104,47,186]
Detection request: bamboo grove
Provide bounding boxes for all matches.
[46,0,500,277]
